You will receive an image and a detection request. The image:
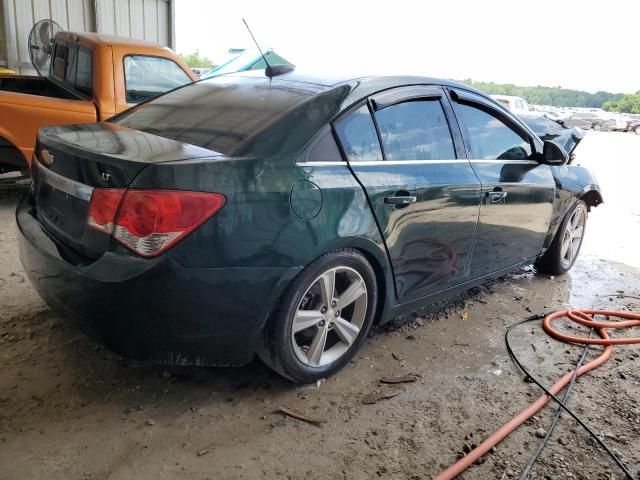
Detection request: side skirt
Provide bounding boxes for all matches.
[380,257,539,323]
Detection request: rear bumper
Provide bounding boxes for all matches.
[17,200,301,366]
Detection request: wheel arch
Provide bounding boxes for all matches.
[299,236,395,325]
[0,134,29,173]
[258,237,394,339]
[351,245,390,325]
[579,189,603,211]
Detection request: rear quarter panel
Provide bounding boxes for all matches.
[130,158,386,268]
[128,157,393,324]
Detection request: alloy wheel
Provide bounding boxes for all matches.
[560,204,586,269]
[291,266,368,367]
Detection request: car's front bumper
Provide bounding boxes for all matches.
[16,200,301,366]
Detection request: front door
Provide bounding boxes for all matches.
[334,86,481,303]
[448,89,556,276]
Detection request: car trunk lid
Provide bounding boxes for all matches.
[32,123,218,260]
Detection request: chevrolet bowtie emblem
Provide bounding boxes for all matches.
[41,149,55,166]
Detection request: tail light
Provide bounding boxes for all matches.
[87,189,126,234]
[88,189,225,257]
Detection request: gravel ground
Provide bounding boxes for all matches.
[1,132,639,480]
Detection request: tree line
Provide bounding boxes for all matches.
[602,93,640,114]
[178,50,214,69]
[458,79,626,109]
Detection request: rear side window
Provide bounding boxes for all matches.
[300,127,343,163]
[75,47,93,96]
[334,105,382,162]
[50,43,93,97]
[455,103,532,160]
[374,100,456,160]
[124,55,192,103]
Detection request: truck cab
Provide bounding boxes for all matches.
[0,32,197,174]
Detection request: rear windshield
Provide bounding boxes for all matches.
[112,76,321,156]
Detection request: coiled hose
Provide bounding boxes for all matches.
[435,309,640,480]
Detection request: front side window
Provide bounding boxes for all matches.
[455,103,532,160]
[374,100,456,161]
[124,55,192,103]
[334,105,382,162]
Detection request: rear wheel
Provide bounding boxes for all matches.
[536,200,587,274]
[592,123,602,131]
[260,249,378,383]
[634,125,640,135]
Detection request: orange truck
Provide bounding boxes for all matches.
[0,32,197,174]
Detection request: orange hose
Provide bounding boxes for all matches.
[435,309,640,480]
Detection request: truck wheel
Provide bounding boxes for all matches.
[259,249,378,383]
[536,200,588,275]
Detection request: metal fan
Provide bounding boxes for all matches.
[28,19,62,76]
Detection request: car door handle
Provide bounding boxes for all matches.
[384,195,417,206]
[486,189,508,202]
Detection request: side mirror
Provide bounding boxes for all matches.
[543,140,569,166]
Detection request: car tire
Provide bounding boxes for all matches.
[536,200,588,275]
[259,249,378,383]
[634,126,640,135]
[592,123,602,131]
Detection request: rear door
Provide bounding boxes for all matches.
[334,86,481,303]
[448,89,555,277]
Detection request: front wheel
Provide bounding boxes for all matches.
[592,123,602,131]
[634,125,640,135]
[536,200,588,274]
[259,249,378,383]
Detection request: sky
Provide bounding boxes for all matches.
[175,0,639,94]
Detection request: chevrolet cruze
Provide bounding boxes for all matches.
[17,70,602,383]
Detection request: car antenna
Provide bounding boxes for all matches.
[242,18,294,78]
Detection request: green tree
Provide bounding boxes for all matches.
[602,92,640,114]
[458,79,626,109]
[178,50,213,68]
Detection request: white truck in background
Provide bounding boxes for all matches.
[491,94,531,113]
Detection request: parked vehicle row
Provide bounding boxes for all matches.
[17,70,602,382]
[496,98,638,134]
[517,112,585,159]
[621,116,640,134]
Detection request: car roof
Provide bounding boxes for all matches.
[57,31,171,49]
[215,69,491,99]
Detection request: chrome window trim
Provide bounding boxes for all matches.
[296,159,541,167]
[296,161,348,167]
[35,161,94,201]
[297,159,469,167]
[469,159,539,165]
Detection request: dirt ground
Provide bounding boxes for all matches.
[1,132,639,480]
